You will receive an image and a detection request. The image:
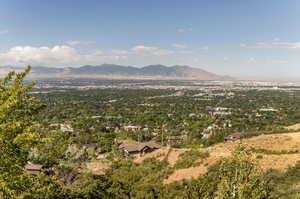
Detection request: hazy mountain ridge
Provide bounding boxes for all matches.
[0,64,234,80]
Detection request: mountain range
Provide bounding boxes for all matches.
[0,64,234,80]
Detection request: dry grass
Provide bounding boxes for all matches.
[85,161,110,175]
[285,123,300,130]
[163,151,230,184]
[135,147,187,166]
[286,123,300,130]
[163,132,300,183]
[242,133,300,152]
[76,132,300,182]
[213,133,300,152]
[258,154,300,171]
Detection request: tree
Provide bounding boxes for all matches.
[215,145,271,199]
[0,66,43,198]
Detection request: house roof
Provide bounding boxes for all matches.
[143,141,160,149]
[25,163,43,170]
[83,143,98,149]
[225,133,242,140]
[120,141,160,153]
[230,132,242,137]
[167,136,185,140]
[122,143,143,152]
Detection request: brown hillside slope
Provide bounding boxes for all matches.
[136,132,300,184]
[286,123,300,131]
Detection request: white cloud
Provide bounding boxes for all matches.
[270,60,288,64]
[0,29,8,35]
[111,49,129,55]
[177,28,193,33]
[248,57,256,63]
[172,43,187,49]
[241,42,300,49]
[93,50,104,55]
[177,29,185,33]
[131,45,173,56]
[0,45,127,67]
[0,44,176,67]
[66,40,96,46]
[177,50,193,54]
[223,57,229,61]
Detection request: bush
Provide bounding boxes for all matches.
[174,150,209,169]
[256,154,263,159]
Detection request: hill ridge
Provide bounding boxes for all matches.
[0,64,235,80]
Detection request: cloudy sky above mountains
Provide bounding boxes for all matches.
[0,0,300,80]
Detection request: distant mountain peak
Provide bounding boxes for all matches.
[0,64,235,80]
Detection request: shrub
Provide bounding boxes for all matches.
[174,150,209,169]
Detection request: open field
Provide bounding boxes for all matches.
[135,132,300,183]
[163,150,230,184]
[217,132,300,152]
[286,123,300,131]
[84,161,110,175]
[135,147,187,166]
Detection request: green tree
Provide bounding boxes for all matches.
[0,66,42,198]
[215,145,271,199]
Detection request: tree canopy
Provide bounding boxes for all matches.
[0,66,42,198]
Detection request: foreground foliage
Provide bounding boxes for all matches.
[0,66,44,198]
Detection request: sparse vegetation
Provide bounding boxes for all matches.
[174,150,209,169]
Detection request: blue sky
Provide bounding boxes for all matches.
[0,0,300,79]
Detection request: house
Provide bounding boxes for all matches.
[123,126,142,132]
[203,124,220,133]
[60,124,74,132]
[224,133,243,142]
[91,116,102,119]
[49,123,74,132]
[189,113,197,117]
[96,153,108,160]
[82,143,98,150]
[213,111,232,116]
[119,141,160,157]
[214,107,230,111]
[259,108,278,112]
[25,162,43,175]
[202,133,212,139]
[166,135,186,144]
[49,123,60,130]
